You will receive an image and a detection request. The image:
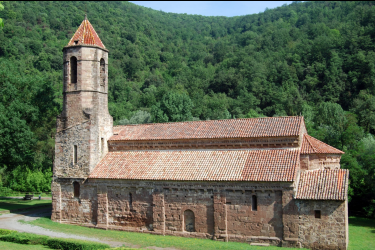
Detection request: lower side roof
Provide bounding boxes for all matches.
[89,149,299,182]
[295,169,349,200]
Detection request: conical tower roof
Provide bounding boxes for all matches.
[67,15,106,49]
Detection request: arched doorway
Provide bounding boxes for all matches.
[184,210,195,232]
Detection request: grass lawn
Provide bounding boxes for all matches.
[24,216,375,250]
[0,198,51,212]
[25,217,305,250]
[0,241,51,249]
[348,216,375,250]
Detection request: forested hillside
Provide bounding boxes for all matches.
[0,1,375,217]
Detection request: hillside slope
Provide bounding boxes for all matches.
[0,1,375,217]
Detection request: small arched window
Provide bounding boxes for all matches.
[184,210,195,232]
[100,58,105,86]
[73,181,80,198]
[252,195,257,211]
[70,56,77,84]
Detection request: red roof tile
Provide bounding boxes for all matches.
[242,148,299,182]
[89,149,299,182]
[301,134,344,154]
[295,169,349,200]
[110,116,303,141]
[67,15,105,49]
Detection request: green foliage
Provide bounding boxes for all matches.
[0,241,49,250]
[0,232,109,250]
[152,92,194,123]
[45,238,109,250]
[104,248,135,250]
[0,1,375,217]
[0,232,48,245]
[0,2,4,29]
[118,110,152,125]
[7,165,52,192]
[352,90,375,134]
[0,229,16,235]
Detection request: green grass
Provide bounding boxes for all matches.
[0,198,51,212]
[348,217,375,250]
[0,240,51,249]
[26,217,300,250]
[25,216,375,250]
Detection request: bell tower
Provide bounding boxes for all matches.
[54,15,113,178]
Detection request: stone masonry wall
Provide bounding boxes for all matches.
[52,179,296,246]
[52,179,348,249]
[226,191,283,241]
[300,154,342,171]
[55,45,112,179]
[296,200,348,250]
[54,122,91,178]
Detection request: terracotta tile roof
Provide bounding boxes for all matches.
[89,149,299,182]
[301,134,344,154]
[295,169,349,200]
[110,116,303,141]
[242,148,299,181]
[67,15,105,49]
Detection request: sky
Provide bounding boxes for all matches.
[129,1,294,17]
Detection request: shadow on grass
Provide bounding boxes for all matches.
[349,216,375,233]
[0,198,52,216]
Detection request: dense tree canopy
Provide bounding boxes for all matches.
[0,1,375,216]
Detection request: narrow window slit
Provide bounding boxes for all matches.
[73,145,77,164]
[73,182,80,198]
[252,195,257,211]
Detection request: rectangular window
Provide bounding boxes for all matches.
[129,193,133,208]
[73,145,77,164]
[252,195,257,211]
[314,210,321,219]
[101,138,104,155]
[73,181,80,198]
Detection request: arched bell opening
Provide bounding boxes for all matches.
[100,58,105,86]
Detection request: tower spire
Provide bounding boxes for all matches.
[66,15,106,49]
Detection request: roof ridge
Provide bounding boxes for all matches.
[113,116,303,128]
[304,134,317,153]
[306,134,345,154]
[297,116,305,138]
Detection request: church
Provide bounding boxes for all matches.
[52,16,349,249]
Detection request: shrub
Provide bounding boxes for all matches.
[104,248,135,250]
[0,232,110,249]
[0,232,48,245]
[46,237,110,250]
[0,229,16,235]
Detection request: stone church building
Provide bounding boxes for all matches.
[52,17,349,249]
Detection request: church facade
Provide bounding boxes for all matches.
[52,17,349,249]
